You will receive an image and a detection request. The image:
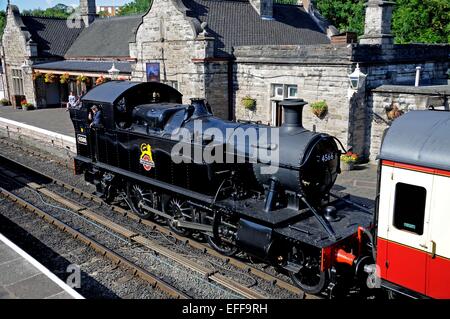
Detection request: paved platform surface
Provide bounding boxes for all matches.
[0,106,74,136]
[0,105,378,204]
[0,233,83,299]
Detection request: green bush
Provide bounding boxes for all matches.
[0,98,10,106]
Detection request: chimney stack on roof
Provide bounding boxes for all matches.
[250,0,274,20]
[360,0,395,45]
[80,0,98,26]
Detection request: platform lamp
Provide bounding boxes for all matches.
[108,63,120,80]
[348,63,367,90]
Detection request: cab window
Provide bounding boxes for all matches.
[393,182,426,235]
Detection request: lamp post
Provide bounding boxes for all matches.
[108,63,120,80]
[348,63,367,90]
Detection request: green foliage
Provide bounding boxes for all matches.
[310,100,328,118]
[392,0,450,44]
[22,3,72,19]
[315,0,366,35]
[0,10,6,38]
[118,0,152,16]
[315,0,449,44]
[241,96,257,111]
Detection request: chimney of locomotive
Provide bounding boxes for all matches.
[279,99,308,129]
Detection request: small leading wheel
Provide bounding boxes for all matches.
[165,198,192,236]
[126,183,155,220]
[288,246,330,295]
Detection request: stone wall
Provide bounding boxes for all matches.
[233,45,363,155]
[1,7,37,106]
[234,44,450,161]
[130,0,230,118]
[368,85,450,161]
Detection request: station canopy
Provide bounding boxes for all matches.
[379,110,450,171]
[32,60,131,78]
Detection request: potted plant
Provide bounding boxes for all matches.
[310,100,328,119]
[0,98,10,106]
[44,72,57,84]
[60,73,70,84]
[241,96,256,112]
[21,102,35,111]
[340,151,358,171]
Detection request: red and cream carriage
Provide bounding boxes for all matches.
[376,110,450,298]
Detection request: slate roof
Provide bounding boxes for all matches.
[181,0,330,57]
[21,16,85,58]
[65,15,142,58]
[33,60,132,74]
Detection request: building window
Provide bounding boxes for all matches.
[12,68,24,96]
[167,80,179,91]
[393,183,427,235]
[287,85,298,98]
[271,84,298,100]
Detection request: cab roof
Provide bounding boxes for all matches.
[81,81,183,105]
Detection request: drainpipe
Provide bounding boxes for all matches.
[227,59,234,121]
[415,66,421,87]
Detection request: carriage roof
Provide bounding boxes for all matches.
[379,110,450,171]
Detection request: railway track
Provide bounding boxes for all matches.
[0,153,296,299]
[0,138,316,299]
[0,183,189,299]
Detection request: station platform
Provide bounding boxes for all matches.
[0,233,83,299]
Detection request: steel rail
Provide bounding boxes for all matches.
[0,186,189,299]
[0,145,314,299]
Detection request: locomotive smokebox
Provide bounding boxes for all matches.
[280,99,307,129]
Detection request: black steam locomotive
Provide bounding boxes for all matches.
[70,81,373,295]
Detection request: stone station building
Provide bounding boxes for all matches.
[1,0,449,161]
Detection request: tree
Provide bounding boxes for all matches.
[118,0,152,16]
[392,0,450,44]
[315,0,449,44]
[22,3,72,19]
[0,10,6,38]
[315,0,366,35]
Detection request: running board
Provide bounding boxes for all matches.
[139,203,213,233]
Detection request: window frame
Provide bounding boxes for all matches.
[392,182,427,235]
[11,68,24,96]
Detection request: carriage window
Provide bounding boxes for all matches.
[393,183,426,235]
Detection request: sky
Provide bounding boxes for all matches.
[2,0,133,10]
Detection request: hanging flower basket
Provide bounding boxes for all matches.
[44,73,57,84]
[76,75,90,84]
[385,104,404,121]
[60,73,70,84]
[241,96,256,112]
[310,100,328,119]
[96,76,107,85]
[32,71,43,81]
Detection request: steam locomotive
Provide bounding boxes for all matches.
[70,81,375,296]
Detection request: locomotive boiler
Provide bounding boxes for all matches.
[70,81,374,295]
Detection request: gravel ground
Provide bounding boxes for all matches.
[0,195,169,299]
[0,138,302,299]
[0,172,241,299]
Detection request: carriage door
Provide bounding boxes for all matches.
[385,168,433,295]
